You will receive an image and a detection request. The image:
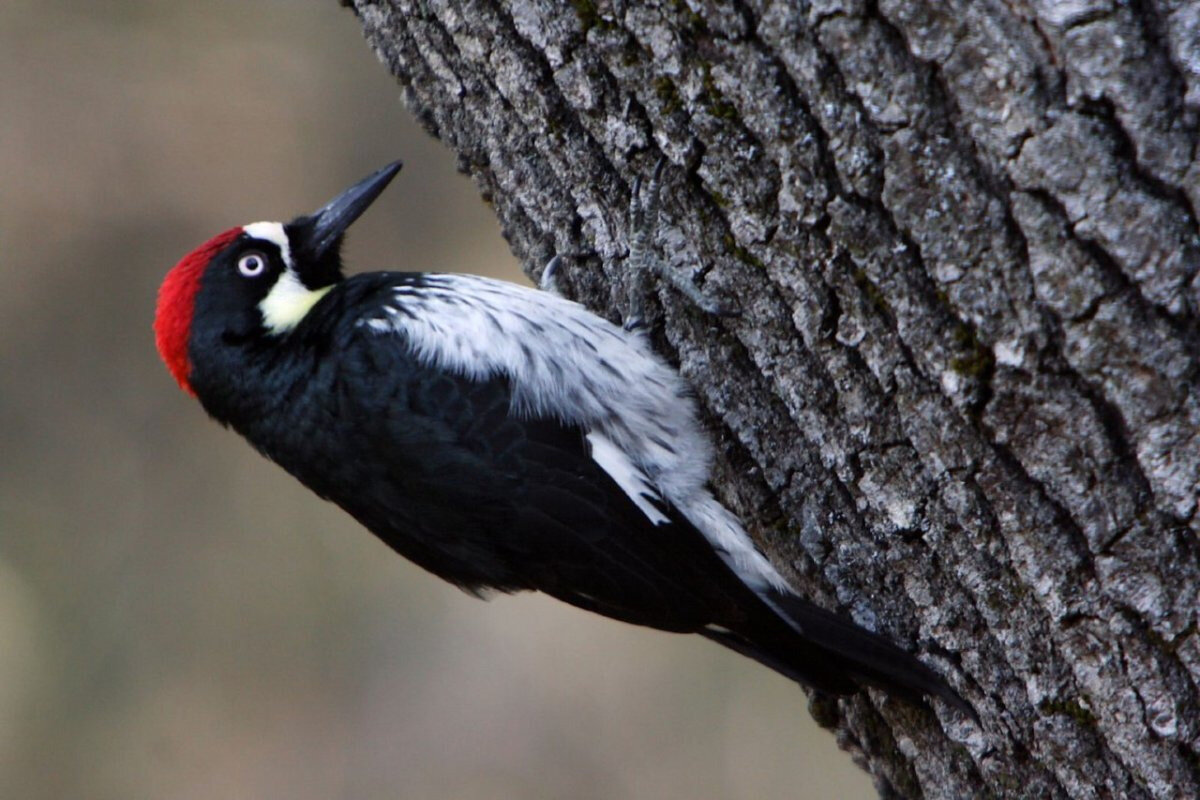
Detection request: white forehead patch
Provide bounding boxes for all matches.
[243,221,292,267]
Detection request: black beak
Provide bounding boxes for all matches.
[298,161,402,262]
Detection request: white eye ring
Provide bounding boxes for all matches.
[238,252,268,278]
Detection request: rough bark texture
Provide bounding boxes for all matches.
[344,0,1200,796]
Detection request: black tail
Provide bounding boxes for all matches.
[707,587,976,720]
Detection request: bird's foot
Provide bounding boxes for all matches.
[625,157,738,331]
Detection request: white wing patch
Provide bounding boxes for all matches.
[587,431,670,526]
[361,275,705,489]
[362,273,790,592]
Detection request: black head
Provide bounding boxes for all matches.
[155,161,402,396]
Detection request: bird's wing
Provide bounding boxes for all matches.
[331,324,760,631]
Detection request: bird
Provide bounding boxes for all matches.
[154,160,972,719]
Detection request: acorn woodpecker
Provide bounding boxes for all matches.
[154,161,971,718]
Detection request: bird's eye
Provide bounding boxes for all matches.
[237,252,268,278]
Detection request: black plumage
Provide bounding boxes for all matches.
[187,270,966,712]
[156,163,974,721]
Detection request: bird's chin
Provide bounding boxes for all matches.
[220,317,268,345]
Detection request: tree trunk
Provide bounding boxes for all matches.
[343,0,1200,796]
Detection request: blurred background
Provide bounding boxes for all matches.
[0,2,870,797]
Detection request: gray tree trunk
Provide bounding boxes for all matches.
[343,0,1200,796]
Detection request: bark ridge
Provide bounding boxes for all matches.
[346,0,1200,796]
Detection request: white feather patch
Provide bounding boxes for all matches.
[675,495,788,591]
[587,431,670,526]
[363,273,789,592]
[243,221,292,267]
[259,269,331,334]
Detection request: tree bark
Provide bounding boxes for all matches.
[343,0,1200,796]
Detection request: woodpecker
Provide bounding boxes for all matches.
[154,161,972,718]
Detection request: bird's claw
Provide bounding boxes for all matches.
[540,255,563,295]
[625,157,733,326]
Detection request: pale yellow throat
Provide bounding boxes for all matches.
[259,269,333,334]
